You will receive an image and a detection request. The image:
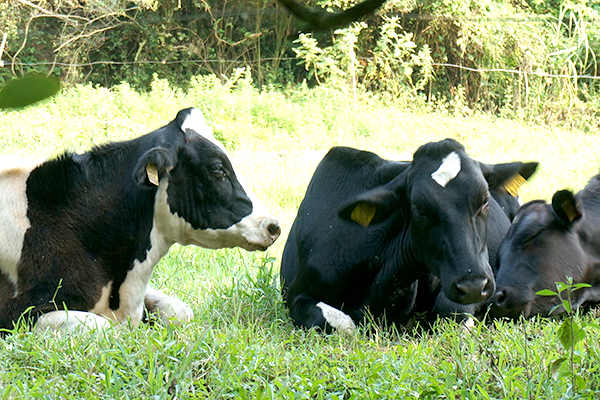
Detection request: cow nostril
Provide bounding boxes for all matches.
[481,279,494,299]
[454,277,491,304]
[495,290,506,307]
[267,223,281,240]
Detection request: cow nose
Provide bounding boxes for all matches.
[267,222,281,242]
[453,276,494,304]
[494,289,507,307]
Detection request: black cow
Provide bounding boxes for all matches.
[0,108,280,334]
[413,162,538,321]
[281,139,537,332]
[491,173,600,318]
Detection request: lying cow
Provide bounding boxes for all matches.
[281,139,536,332]
[491,173,600,318]
[413,161,538,321]
[0,108,281,334]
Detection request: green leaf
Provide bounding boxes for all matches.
[536,289,558,296]
[549,357,567,380]
[557,319,584,349]
[0,74,60,109]
[562,299,572,314]
[555,281,568,293]
[571,283,592,291]
[548,303,563,316]
[573,322,586,345]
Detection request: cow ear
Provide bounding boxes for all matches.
[551,190,582,228]
[481,161,539,196]
[338,182,406,227]
[133,147,177,188]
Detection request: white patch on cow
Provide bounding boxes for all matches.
[316,302,356,334]
[35,310,113,335]
[144,286,194,324]
[91,215,172,325]
[431,151,461,188]
[461,316,476,332]
[0,158,41,288]
[180,108,215,140]
[177,109,280,250]
[153,180,278,251]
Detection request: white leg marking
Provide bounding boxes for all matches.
[461,316,476,333]
[145,286,194,324]
[431,151,461,188]
[316,302,356,333]
[35,311,113,335]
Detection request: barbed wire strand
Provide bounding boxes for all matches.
[1,58,598,80]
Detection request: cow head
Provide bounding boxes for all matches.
[491,191,588,318]
[339,139,513,305]
[133,108,280,251]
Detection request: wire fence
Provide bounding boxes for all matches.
[2,58,599,80]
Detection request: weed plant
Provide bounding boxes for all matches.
[0,77,600,398]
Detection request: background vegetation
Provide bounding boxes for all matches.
[0,77,600,398]
[1,0,599,129]
[1,0,600,397]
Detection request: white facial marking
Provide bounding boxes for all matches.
[431,151,461,188]
[316,302,356,333]
[35,310,113,335]
[0,158,41,287]
[180,108,215,141]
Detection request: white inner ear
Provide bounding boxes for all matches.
[431,151,461,188]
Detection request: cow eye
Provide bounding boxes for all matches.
[209,162,223,172]
[209,162,227,176]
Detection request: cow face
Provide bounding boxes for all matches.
[339,139,497,305]
[133,108,280,251]
[491,191,587,318]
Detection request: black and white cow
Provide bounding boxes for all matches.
[0,108,280,333]
[491,173,600,319]
[281,139,536,332]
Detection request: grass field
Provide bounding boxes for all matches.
[1,77,600,399]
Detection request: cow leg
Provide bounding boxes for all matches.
[144,286,194,324]
[34,310,113,334]
[288,293,357,333]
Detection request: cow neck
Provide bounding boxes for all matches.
[381,218,425,287]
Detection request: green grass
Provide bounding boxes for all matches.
[1,77,600,398]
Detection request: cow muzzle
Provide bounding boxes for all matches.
[451,275,495,304]
[243,216,281,251]
[490,286,532,319]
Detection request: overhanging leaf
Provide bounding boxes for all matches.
[0,74,60,109]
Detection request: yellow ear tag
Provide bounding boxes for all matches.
[504,174,526,197]
[561,199,578,222]
[146,163,159,186]
[350,203,377,227]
